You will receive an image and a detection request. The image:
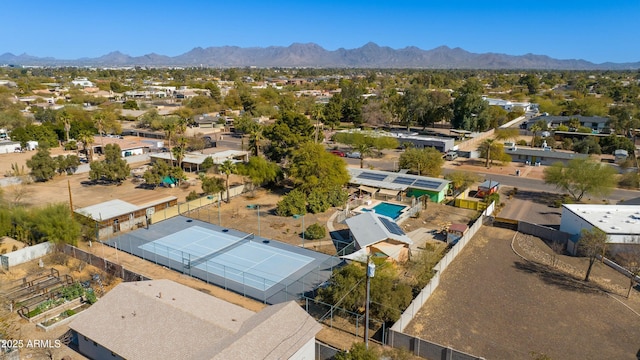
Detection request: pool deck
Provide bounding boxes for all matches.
[351,200,409,220]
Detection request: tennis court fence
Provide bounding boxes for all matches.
[102,233,344,304]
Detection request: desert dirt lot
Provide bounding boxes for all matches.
[405,226,640,360]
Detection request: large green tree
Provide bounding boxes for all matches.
[478,139,511,168]
[89,144,130,183]
[288,143,350,194]
[264,110,314,162]
[26,146,57,182]
[543,158,617,201]
[398,147,444,177]
[200,175,225,200]
[452,79,490,131]
[236,156,280,194]
[318,261,413,323]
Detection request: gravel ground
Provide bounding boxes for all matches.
[405,226,640,360]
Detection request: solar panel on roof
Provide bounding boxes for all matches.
[379,216,405,236]
[413,179,441,189]
[392,176,415,185]
[357,172,387,181]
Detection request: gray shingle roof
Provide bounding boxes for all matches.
[69,279,320,360]
[345,212,413,248]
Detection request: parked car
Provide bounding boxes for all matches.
[444,151,458,161]
[330,150,346,157]
[346,151,361,158]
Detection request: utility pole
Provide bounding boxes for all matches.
[68,180,74,219]
[364,256,375,348]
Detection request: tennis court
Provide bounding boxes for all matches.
[139,226,313,291]
[105,217,341,304]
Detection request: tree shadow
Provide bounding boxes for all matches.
[513,260,609,295]
[512,190,562,206]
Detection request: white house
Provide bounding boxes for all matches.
[71,77,95,88]
[68,279,321,360]
[560,204,640,255]
[0,140,21,153]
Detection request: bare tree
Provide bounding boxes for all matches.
[616,239,640,298]
[550,240,565,268]
[578,228,608,282]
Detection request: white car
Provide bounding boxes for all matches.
[346,151,361,158]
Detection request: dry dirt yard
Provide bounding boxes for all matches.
[405,226,640,360]
[0,253,126,360]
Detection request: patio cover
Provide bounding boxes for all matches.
[372,242,407,262]
[378,188,399,197]
[358,185,378,194]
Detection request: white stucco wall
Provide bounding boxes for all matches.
[559,207,591,238]
[0,242,53,270]
[288,337,316,360]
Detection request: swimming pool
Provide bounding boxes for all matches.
[363,202,407,220]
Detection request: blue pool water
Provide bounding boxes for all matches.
[363,202,406,220]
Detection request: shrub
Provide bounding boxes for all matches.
[303,223,326,240]
[64,141,78,150]
[516,139,527,146]
[186,190,199,201]
[85,289,97,304]
[276,189,307,217]
[307,189,330,214]
[485,193,500,205]
[619,172,640,189]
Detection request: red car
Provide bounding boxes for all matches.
[330,150,346,157]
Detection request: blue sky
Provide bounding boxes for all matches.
[2,1,638,64]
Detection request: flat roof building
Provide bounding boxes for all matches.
[560,204,640,255]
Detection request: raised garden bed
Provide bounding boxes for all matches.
[36,302,92,332]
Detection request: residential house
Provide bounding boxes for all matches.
[74,194,178,240]
[68,279,322,360]
[71,77,95,88]
[344,212,413,263]
[348,168,451,203]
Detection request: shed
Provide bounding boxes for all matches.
[477,180,500,198]
[447,223,469,244]
[0,140,21,154]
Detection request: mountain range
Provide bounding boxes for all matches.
[1,43,639,70]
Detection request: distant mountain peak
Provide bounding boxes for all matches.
[0,43,637,70]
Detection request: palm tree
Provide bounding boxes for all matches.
[163,121,177,162]
[172,136,188,168]
[353,142,373,169]
[311,104,325,143]
[78,131,95,162]
[248,126,264,157]
[59,112,72,143]
[93,112,106,150]
[218,159,237,203]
